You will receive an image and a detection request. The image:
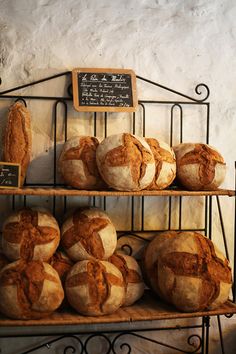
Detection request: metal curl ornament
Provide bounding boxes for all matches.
[121,243,133,256]
[84,333,112,354]
[187,334,202,353]
[194,83,210,102]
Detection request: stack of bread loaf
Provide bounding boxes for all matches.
[59,133,226,191]
[0,206,145,319]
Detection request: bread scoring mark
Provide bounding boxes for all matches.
[3,209,59,261]
[66,260,123,313]
[146,138,176,189]
[179,144,226,186]
[0,260,58,318]
[103,133,153,187]
[109,254,142,291]
[61,210,108,259]
[61,137,101,182]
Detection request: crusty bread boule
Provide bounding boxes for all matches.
[65,259,125,316]
[143,231,232,312]
[173,143,226,190]
[0,260,64,319]
[96,133,155,191]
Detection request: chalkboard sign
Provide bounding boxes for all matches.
[0,162,21,188]
[72,68,138,112]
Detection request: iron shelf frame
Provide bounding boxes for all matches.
[0,71,235,354]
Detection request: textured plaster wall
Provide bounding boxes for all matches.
[0,0,236,353]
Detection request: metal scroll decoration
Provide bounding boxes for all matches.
[17,331,203,354]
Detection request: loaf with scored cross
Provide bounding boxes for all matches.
[65,259,125,315]
[96,133,155,191]
[2,208,60,262]
[0,260,64,319]
[49,250,74,283]
[58,136,105,190]
[146,137,176,190]
[108,253,145,306]
[173,143,226,190]
[3,101,32,187]
[143,231,232,312]
[61,207,117,262]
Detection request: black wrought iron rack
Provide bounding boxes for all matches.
[0,71,235,354]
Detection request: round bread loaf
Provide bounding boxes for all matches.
[108,253,145,306]
[0,260,64,319]
[49,250,74,283]
[146,138,176,189]
[143,231,232,312]
[2,208,60,262]
[58,136,105,190]
[173,143,226,190]
[65,259,125,316]
[96,133,155,191]
[61,207,117,261]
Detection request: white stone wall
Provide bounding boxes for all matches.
[0,0,236,353]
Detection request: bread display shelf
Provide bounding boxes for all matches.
[0,187,234,197]
[1,291,236,331]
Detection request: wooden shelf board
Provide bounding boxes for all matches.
[0,291,236,329]
[0,187,234,197]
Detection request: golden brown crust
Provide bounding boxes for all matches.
[144,231,232,312]
[59,136,105,190]
[0,260,61,319]
[49,251,73,282]
[146,138,176,189]
[109,254,142,289]
[3,208,60,261]
[61,210,108,259]
[3,102,32,187]
[66,260,124,314]
[103,133,154,186]
[178,144,225,187]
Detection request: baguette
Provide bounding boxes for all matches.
[3,101,32,187]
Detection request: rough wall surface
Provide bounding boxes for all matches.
[0,0,236,353]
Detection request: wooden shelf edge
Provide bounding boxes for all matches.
[0,292,235,329]
[0,187,234,197]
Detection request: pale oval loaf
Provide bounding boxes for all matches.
[2,208,60,262]
[143,231,232,312]
[96,133,155,191]
[3,101,32,187]
[0,260,64,319]
[65,259,125,316]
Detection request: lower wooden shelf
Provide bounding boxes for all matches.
[1,291,236,336]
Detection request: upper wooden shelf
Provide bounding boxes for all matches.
[0,291,236,336]
[0,187,234,197]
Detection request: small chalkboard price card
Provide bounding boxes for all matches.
[0,162,21,189]
[72,68,138,112]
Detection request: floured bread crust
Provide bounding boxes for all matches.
[96,133,155,191]
[58,136,105,190]
[65,259,125,315]
[0,260,64,319]
[109,253,145,306]
[146,138,176,190]
[2,208,60,262]
[61,207,117,261]
[3,101,32,187]
[143,231,232,312]
[174,143,226,190]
